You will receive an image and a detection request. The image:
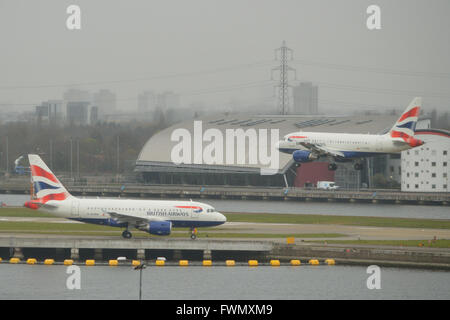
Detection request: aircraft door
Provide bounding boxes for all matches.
[71,200,80,217]
[191,205,200,219]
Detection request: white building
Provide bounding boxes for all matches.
[401,129,450,192]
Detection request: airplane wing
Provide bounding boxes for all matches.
[105,211,164,226]
[298,142,345,158]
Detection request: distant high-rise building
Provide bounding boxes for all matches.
[292,82,318,115]
[63,89,91,103]
[157,91,180,110]
[66,102,90,125]
[138,91,157,113]
[35,100,63,124]
[93,89,116,118]
[90,106,99,124]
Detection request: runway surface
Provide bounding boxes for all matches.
[1,216,449,242]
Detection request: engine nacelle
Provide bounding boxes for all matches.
[147,221,172,236]
[293,150,316,163]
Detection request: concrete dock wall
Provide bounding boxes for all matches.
[1,182,449,205]
[1,237,450,269]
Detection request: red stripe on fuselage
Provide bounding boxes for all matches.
[289,136,308,139]
[175,206,201,209]
[30,165,59,183]
[398,106,419,122]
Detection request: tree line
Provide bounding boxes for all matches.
[0,120,167,177]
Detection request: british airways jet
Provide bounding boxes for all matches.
[24,154,226,239]
[277,97,424,171]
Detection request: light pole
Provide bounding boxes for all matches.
[134,261,146,300]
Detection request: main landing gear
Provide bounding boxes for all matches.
[354,162,364,170]
[190,227,198,240]
[328,162,364,171]
[122,229,132,239]
[328,163,337,171]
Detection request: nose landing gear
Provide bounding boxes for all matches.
[190,227,198,240]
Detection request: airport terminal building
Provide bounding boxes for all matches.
[135,113,402,188]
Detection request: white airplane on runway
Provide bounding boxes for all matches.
[24,154,226,239]
[277,97,424,171]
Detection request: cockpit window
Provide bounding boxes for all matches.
[206,208,216,213]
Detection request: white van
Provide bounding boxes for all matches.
[317,181,339,190]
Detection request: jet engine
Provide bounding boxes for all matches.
[145,221,172,236]
[292,150,317,163]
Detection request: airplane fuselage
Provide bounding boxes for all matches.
[279,132,413,157]
[35,197,226,229]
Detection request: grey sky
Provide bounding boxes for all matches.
[1,0,449,113]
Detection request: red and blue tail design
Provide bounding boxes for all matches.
[28,154,71,203]
[389,97,423,147]
[389,97,420,139]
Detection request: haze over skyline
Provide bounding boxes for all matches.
[1,0,449,114]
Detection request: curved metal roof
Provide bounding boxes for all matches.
[136,113,398,174]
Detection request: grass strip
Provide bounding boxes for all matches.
[305,239,450,249]
[224,213,450,230]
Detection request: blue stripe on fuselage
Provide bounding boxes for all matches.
[68,218,223,228]
[341,151,383,158]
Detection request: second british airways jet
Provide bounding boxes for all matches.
[277,97,424,171]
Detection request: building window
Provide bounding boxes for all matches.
[444,185,448,189]
[415,162,419,167]
[432,184,436,189]
[444,173,448,178]
[415,184,419,189]
[444,162,447,167]
[406,184,409,188]
[432,173,436,178]
[444,150,448,155]
[415,173,419,178]
[407,173,410,177]
[431,162,436,167]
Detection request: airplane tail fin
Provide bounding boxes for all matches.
[27,154,72,203]
[388,97,424,147]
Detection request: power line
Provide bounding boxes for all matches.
[0,60,273,90]
[292,59,450,79]
[313,81,450,100]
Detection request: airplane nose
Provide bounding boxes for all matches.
[217,212,227,223]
